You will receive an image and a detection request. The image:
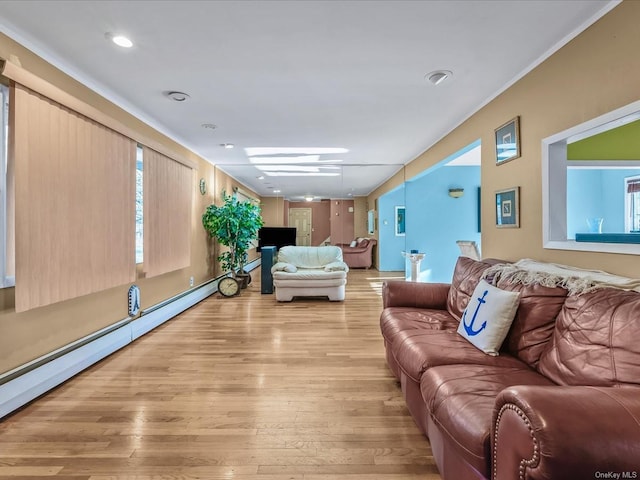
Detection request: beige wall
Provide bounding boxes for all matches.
[262,198,362,246]
[353,197,369,239]
[260,196,288,227]
[330,200,355,244]
[0,34,258,374]
[288,200,331,245]
[369,1,640,278]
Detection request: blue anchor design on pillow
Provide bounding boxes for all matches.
[463,289,488,336]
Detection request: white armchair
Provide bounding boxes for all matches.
[271,245,349,301]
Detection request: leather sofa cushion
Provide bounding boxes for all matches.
[497,279,568,368]
[447,257,501,321]
[421,364,555,476]
[380,307,458,348]
[391,329,525,383]
[538,288,640,387]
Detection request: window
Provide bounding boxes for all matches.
[11,81,136,312]
[142,147,192,278]
[0,83,13,288]
[625,175,640,233]
[543,99,640,254]
[135,145,143,264]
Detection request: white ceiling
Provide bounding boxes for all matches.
[0,0,618,200]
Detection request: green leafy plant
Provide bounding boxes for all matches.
[202,192,264,274]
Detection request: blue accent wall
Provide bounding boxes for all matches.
[405,165,480,282]
[566,169,604,238]
[567,168,640,237]
[378,185,406,271]
[602,169,639,231]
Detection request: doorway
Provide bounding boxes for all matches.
[289,208,312,246]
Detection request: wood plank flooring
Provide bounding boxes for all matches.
[0,269,442,480]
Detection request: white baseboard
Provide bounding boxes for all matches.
[0,275,232,420]
[131,280,219,340]
[0,326,131,419]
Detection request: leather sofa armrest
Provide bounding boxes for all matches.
[342,246,368,253]
[382,280,450,309]
[493,385,640,480]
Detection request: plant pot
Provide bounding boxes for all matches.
[236,272,250,289]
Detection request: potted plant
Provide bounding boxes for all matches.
[202,192,264,289]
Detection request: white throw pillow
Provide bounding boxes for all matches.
[349,240,357,247]
[324,261,348,272]
[456,279,520,356]
[271,262,298,273]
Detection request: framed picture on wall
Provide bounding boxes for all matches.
[395,206,406,236]
[495,187,520,228]
[495,116,521,164]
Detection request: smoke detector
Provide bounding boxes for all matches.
[425,70,453,86]
[165,91,190,102]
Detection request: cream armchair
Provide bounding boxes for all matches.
[271,245,349,301]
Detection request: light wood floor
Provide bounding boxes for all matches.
[0,269,442,480]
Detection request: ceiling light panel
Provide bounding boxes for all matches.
[244,147,348,156]
[262,172,341,177]
[250,157,343,165]
[257,165,321,172]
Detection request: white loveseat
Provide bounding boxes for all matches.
[271,245,349,301]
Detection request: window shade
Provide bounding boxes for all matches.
[627,180,640,193]
[143,147,193,278]
[12,83,136,312]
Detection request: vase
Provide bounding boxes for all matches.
[586,217,604,233]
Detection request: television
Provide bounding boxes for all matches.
[257,227,297,252]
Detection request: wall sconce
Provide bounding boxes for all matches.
[448,188,464,198]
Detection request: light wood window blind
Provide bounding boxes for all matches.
[627,179,640,193]
[143,147,193,278]
[12,83,136,312]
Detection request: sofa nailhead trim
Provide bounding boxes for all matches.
[493,403,540,480]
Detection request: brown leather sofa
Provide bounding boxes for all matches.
[337,237,376,268]
[380,256,640,480]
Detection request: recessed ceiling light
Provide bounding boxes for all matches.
[273,189,281,193]
[425,70,453,86]
[220,143,234,149]
[304,195,314,202]
[165,91,190,102]
[105,32,133,48]
[201,123,217,130]
[257,175,265,180]
[112,35,133,48]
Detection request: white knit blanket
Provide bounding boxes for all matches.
[482,258,640,295]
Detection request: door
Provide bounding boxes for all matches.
[289,208,312,246]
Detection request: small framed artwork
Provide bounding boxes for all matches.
[495,187,520,228]
[395,206,406,236]
[495,116,521,165]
